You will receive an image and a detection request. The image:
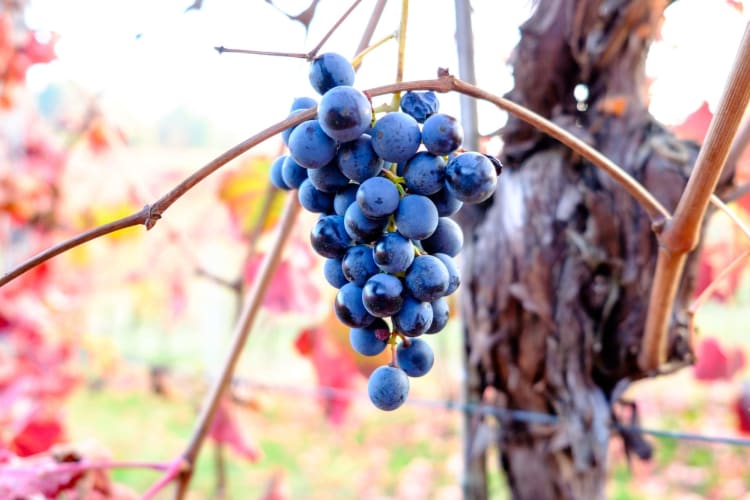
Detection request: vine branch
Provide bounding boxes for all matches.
[639,22,750,371]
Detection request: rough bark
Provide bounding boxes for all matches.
[461,1,731,498]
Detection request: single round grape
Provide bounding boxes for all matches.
[404,255,449,302]
[400,91,439,123]
[397,338,434,377]
[288,120,337,169]
[333,184,358,216]
[334,282,375,328]
[282,109,308,146]
[310,215,351,258]
[421,217,463,257]
[370,112,421,163]
[362,273,404,317]
[270,155,290,190]
[309,52,355,95]
[368,365,409,411]
[433,253,460,296]
[323,258,348,289]
[445,152,498,203]
[422,113,463,155]
[290,96,317,111]
[373,232,415,274]
[342,244,379,287]
[393,296,433,337]
[318,86,372,143]
[429,188,463,217]
[395,195,438,240]
[344,202,387,243]
[281,155,308,189]
[349,318,389,356]
[357,177,400,219]
[337,136,383,182]
[425,297,449,334]
[403,152,446,195]
[298,179,334,213]
[308,160,349,193]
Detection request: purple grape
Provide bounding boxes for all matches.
[308,160,349,193]
[425,297,449,334]
[309,52,355,95]
[333,184,358,216]
[395,195,438,240]
[373,232,415,274]
[270,155,290,190]
[318,86,372,143]
[422,113,463,155]
[421,217,463,257]
[288,120,337,169]
[298,179,334,213]
[393,296,433,337]
[428,188,463,217]
[445,152,498,203]
[290,96,317,111]
[400,91,439,123]
[350,318,389,356]
[404,255,449,302]
[323,258,348,289]
[396,338,434,377]
[357,177,400,219]
[362,273,404,317]
[281,155,308,189]
[370,112,421,163]
[310,214,351,258]
[337,136,383,182]
[403,152,446,195]
[344,202,387,243]
[368,365,409,411]
[433,253,460,296]
[341,244,379,286]
[334,282,375,328]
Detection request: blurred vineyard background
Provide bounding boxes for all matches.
[1,0,750,498]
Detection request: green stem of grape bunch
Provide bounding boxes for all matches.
[392,0,410,110]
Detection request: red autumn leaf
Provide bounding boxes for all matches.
[671,101,712,144]
[9,416,65,457]
[736,383,750,434]
[208,399,262,462]
[693,337,746,382]
[294,323,361,426]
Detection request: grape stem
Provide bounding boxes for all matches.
[380,168,404,184]
[392,0,409,109]
[351,32,397,69]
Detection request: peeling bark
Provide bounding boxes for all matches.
[461,1,728,498]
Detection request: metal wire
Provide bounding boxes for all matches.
[243,380,750,448]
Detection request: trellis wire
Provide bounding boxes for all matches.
[241,380,750,448]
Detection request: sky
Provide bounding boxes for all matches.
[21,0,750,150]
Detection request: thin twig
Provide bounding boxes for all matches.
[214,46,308,59]
[639,23,750,371]
[353,0,388,70]
[351,32,397,69]
[307,0,364,58]
[171,194,302,499]
[723,180,750,203]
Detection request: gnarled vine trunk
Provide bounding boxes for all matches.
[461,1,730,498]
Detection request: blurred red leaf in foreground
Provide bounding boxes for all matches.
[693,337,746,382]
[208,399,262,462]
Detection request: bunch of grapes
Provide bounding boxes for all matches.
[270,52,500,411]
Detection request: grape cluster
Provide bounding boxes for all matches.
[270,52,501,411]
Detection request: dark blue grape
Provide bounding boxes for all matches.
[323,258,348,288]
[318,86,372,143]
[309,52,355,95]
[368,365,409,411]
[290,96,317,111]
[298,179,334,213]
[403,152,446,195]
[356,177,400,219]
[333,184,358,216]
[308,160,349,193]
[393,296,433,337]
[433,253,460,296]
[404,255,449,302]
[344,202,387,243]
[399,91,439,123]
[421,217,463,257]
[362,273,404,317]
[370,112,421,163]
[396,338,434,377]
[337,136,383,182]
[445,152,498,203]
[395,195,438,240]
[334,282,375,328]
[270,155,290,190]
[288,120,337,169]
[425,297,449,334]
[373,232,415,274]
[281,155,308,189]
[349,318,389,356]
[310,215,351,258]
[422,113,463,155]
[341,244,379,286]
[428,188,463,217]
